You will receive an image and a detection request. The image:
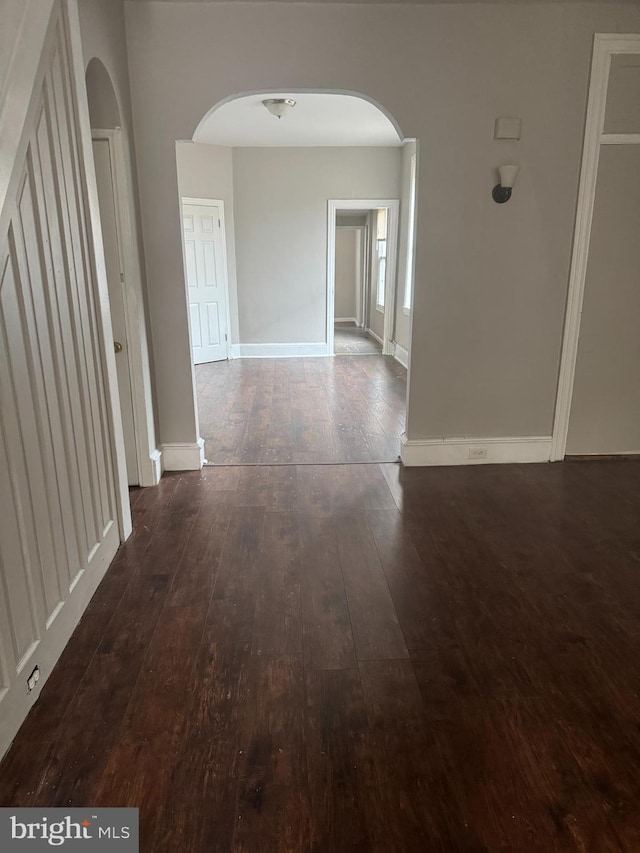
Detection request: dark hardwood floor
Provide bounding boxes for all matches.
[196,355,406,465]
[2,460,640,851]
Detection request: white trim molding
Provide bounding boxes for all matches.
[551,33,640,462]
[162,438,205,471]
[146,448,163,484]
[393,342,409,369]
[401,435,552,467]
[229,342,329,359]
[335,317,359,325]
[367,328,383,347]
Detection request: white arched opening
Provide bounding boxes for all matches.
[86,58,160,486]
[177,89,417,465]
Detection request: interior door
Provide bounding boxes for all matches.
[0,5,122,758]
[92,137,138,484]
[182,201,229,364]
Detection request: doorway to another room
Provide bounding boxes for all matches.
[331,203,398,356]
[177,93,415,466]
[86,58,158,487]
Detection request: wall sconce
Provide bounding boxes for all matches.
[262,98,296,119]
[492,165,519,204]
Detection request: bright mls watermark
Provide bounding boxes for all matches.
[0,809,138,850]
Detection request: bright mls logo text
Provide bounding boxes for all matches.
[0,808,139,850]
[10,815,131,846]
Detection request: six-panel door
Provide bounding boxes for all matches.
[182,202,229,364]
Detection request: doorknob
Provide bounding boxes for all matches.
[114,341,123,353]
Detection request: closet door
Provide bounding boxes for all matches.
[0,2,121,758]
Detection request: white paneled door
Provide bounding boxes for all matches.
[181,200,229,364]
[92,137,137,485]
[0,1,126,759]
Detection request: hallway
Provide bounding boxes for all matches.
[196,354,406,465]
[2,460,640,851]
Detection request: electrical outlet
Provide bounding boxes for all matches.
[26,665,40,694]
[468,447,488,460]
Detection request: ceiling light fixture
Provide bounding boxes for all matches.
[262,98,296,120]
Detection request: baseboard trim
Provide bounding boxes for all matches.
[335,317,358,325]
[161,438,205,471]
[139,448,162,486]
[229,342,329,359]
[400,435,553,467]
[565,450,640,459]
[393,342,409,369]
[367,329,384,346]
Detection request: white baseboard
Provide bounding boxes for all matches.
[400,434,553,467]
[565,448,640,457]
[162,437,205,471]
[334,317,358,325]
[367,328,384,346]
[229,342,329,359]
[138,448,162,486]
[393,342,409,369]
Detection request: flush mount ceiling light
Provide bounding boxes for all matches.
[262,98,296,119]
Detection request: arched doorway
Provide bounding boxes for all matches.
[177,90,417,465]
[85,58,159,486]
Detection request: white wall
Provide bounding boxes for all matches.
[335,228,360,322]
[176,142,240,343]
[566,144,640,455]
[232,147,400,344]
[124,1,640,446]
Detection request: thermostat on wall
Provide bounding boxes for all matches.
[494,117,522,140]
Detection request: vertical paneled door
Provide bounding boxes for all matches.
[0,2,124,758]
[181,200,229,364]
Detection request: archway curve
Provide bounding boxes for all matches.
[180,86,415,467]
[85,57,121,130]
[192,87,405,145]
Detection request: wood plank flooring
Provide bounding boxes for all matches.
[196,355,406,465]
[2,460,640,851]
[334,324,382,354]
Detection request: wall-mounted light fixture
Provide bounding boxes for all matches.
[492,165,519,204]
[262,98,296,119]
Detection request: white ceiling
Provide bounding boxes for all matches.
[193,93,403,147]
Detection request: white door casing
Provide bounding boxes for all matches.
[92,136,137,484]
[181,198,230,364]
[0,0,131,759]
[90,127,161,487]
[551,33,640,460]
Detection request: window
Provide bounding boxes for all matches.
[376,208,388,310]
[403,154,417,313]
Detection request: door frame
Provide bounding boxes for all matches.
[327,199,400,356]
[180,196,232,362]
[91,128,161,486]
[551,33,640,461]
[334,224,367,326]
